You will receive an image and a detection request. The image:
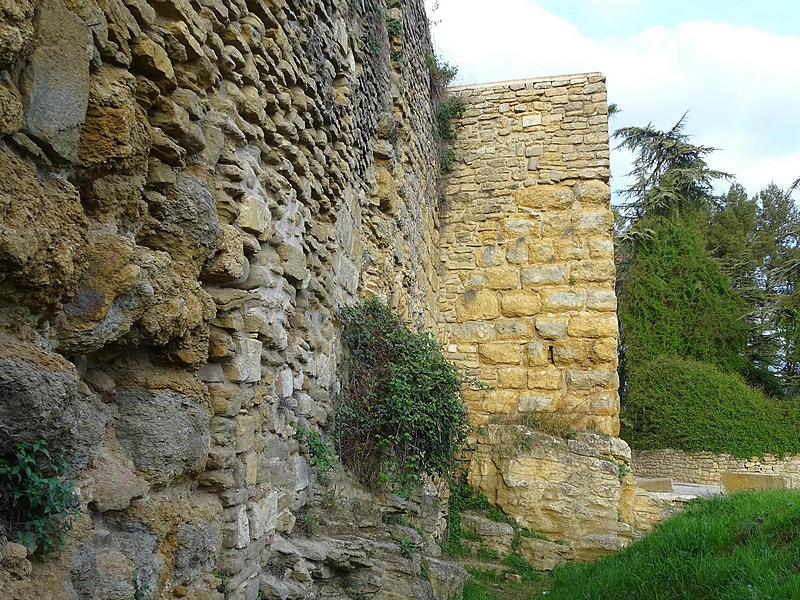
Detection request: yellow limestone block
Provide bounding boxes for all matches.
[528,366,563,390]
[497,367,528,389]
[455,289,500,321]
[526,340,551,366]
[516,185,574,210]
[552,340,589,365]
[568,314,617,338]
[591,338,618,363]
[484,266,520,290]
[501,290,541,317]
[479,342,523,365]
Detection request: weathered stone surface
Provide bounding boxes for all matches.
[173,523,220,585]
[0,80,23,134]
[455,289,500,321]
[721,472,786,493]
[78,65,151,172]
[114,389,210,484]
[19,0,90,162]
[518,537,574,571]
[469,426,633,561]
[459,511,515,554]
[140,172,222,265]
[0,0,626,594]
[633,448,800,488]
[0,148,89,306]
[636,478,673,493]
[0,0,35,70]
[425,557,469,600]
[0,337,108,469]
[86,441,149,512]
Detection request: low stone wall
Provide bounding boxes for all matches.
[632,449,800,487]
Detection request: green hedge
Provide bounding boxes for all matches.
[621,356,800,457]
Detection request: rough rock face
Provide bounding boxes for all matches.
[469,426,637,560]
[0,0,652,597]
[0,0,455,598]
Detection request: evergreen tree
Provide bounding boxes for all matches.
[614,113,730,223]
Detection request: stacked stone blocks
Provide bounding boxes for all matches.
[439,74,619,436]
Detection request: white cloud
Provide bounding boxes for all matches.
[427,0,800,198]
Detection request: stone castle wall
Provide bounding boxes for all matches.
[436,75,650,560]
[438,74,619,437]
[0,0,648,596]
[0,0,457,598]
[632,449,800,487]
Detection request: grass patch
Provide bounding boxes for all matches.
[463,566,547,600]
[545,490,800,599]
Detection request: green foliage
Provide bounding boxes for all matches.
[434,97,466,144]
[296,508,321,535]
[709,183,800,394]
[215,572,231,599]
[333,297,470,497]
[129,571,150,600]
[435,97,465,176]
[425,51,464,190]
[621,356,800,457]
[614,113,731,222]
[476,547,499,561]
[462,559,547,600]
[0,440,79,558]
[394,532,420,558]
[617,463,630,479]
[426,52,458,101]
[618,213,748,375]
[545,490,800,599]
[385,15,402,36]
[445,476,489,557]
[294,426,338,479]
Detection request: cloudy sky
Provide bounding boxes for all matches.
[426,0,800,202]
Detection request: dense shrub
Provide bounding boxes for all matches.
[618,214,748,376]
[333,297,470,496]
[0,440,79,557]
[621,356,800,457]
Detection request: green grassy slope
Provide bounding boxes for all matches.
[463,490,800,600]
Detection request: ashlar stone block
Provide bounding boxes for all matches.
[455,289,500,321]
[501,290,540,317]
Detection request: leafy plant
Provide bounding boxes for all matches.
[294,426,338,478]
[394,532,420,558]
[332,297,470,497]
[129,571,150,600]
[0,439,79,558]
[385,15,402,36]
[426,52,458,101]
[618,463,631,479]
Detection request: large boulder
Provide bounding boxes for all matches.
[19,0,91,163]
[0,336,108,469]
[114,388,210,485]
[0,148,89,308]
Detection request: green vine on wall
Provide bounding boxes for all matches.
[332,297,470,497]
[0,440,79,558]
